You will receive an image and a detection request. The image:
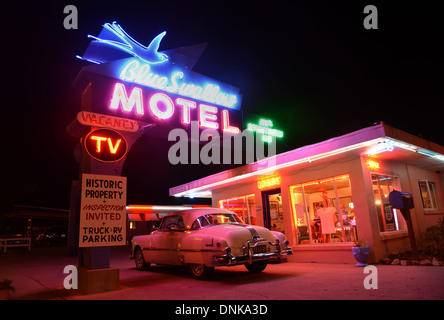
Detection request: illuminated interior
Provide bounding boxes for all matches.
[290,174,356,244]
[218,194,256,225]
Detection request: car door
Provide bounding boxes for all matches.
[150,215,185,264]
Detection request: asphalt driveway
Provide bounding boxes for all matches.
[1,246,443,301]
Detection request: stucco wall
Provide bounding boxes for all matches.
[211,155,444,264]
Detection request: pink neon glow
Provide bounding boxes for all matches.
[149,93,175,120]
[222,109,240,134]
[109,83,144,115]
[176,98,196,124]
[199,104,219,129]
[108,82,241,133]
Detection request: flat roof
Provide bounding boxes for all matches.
[170,123,444,198]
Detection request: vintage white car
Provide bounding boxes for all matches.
[130,208,292,279]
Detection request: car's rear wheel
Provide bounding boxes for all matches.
[245,261,267,273]
[134,247,150,271]
[187,263,214,280]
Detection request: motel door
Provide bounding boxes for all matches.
[261,188,285,234]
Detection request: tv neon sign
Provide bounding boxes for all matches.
[85,129,128,162]
[109,82,240,133]
[247,119,284,143]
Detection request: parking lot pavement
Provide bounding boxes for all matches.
[1,246,444,300]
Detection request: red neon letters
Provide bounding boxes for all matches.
[109,82,240,133]
[85,129,128,162]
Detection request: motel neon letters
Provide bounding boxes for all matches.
[109,82,240,133]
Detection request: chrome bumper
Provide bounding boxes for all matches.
[211,239,293,266]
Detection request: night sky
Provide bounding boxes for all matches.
[2,1,443,213]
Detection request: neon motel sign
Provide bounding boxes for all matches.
[119,59,238,109]
[78,22,242,134]
[108,82,240,134]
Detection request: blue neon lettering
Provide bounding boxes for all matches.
[169,72,183,93]
[120,59,139,81]
[118,59,238,108]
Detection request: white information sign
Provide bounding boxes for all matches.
[79,173,127,247]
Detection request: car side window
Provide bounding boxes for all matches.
[199,216,210,227]
[190,216,210,230]
[190,220,200,230]
[161,216,185,231]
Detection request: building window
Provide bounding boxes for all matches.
[371,174,405,232]
[419,180,439,210]
[129,221,136,230]
[218,194,257,225]
[290,174,357,244]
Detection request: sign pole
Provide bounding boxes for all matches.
[67,83,152,294]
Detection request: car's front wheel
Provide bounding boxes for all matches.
[245,261,267,273]
[187,263,214,280]
[134,247,150,271]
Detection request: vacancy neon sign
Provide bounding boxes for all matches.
[109,82,240,133]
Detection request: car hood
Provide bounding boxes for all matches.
[201,224,275,246]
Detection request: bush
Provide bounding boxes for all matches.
[419,218,444,261]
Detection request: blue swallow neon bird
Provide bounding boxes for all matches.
[86,22,168,64]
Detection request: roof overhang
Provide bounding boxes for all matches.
[126,204,210,221]
[169,123,444,198]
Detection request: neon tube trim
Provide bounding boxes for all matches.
[172,138,383,197]
[173,136,444,197]
[176,98,196,124]
[119,59,239,109]
[109,83,144,115]
[199,104,219,129]
[247,118,284,143]
[222,109,240,134]
[87,22,168,64]
[149,93,175,120]
[109,82,239,132]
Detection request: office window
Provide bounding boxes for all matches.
[218,194,257,225]
[419,181,439,210]
[290,174,357,244]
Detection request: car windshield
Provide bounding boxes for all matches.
[204,213,243,225]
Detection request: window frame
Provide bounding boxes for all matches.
[160,215,185,231]
[418,180,439,210]
[371,174,405,233]
[290,174,356,245]
[218,194,256,225]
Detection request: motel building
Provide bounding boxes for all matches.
[168,123,444,264]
